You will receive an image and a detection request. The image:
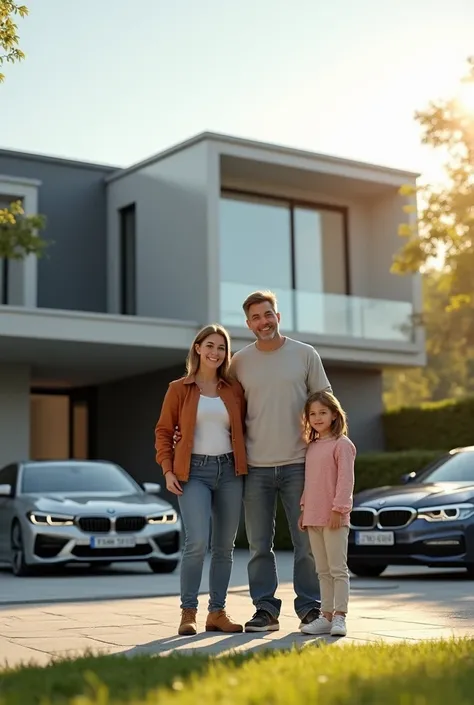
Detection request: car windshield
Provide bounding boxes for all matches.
[418,452,474,484]
[21,462,141,494]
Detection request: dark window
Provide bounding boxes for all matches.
[21,461,141,494]
[119,204,136,315]
[0,463,18,495]
[1,259,8,305]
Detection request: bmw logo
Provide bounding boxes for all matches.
[107,508,116,515]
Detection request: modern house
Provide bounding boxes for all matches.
[0,132,424,491]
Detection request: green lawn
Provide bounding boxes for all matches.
[1,639,474,705]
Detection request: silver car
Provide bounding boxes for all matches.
[0,459,182,577]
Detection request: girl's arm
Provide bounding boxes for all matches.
[333,438,356,514]
[155,383,180,475]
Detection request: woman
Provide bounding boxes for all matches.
[155,324,247,636]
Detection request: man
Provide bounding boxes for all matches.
[231,290,332,632]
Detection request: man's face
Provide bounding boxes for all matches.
[246,301,280,341]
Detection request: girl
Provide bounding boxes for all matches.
[155,324,247,636]
[298,391,356,637]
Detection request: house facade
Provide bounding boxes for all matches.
[0,132,424,492]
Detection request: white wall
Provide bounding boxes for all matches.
[106,142,217,324]
[0,364,30,466]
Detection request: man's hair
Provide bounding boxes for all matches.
[242,290,278,318]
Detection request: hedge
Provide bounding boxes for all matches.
[235,449,443,551]
[383,396,474,451]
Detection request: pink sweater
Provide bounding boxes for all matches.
[301,435,356,528]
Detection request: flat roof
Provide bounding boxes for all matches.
[105,131,420,184]
[0,147,119,173]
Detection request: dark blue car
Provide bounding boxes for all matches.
[348,446,474,578]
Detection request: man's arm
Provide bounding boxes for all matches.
[307,347,332,394]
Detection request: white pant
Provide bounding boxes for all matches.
[308,526,350,614]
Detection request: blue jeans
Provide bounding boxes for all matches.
[244,464,321,619]
[178,453,243,612]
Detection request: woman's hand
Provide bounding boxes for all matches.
[298,512,306,532]
[328,510,343,529]
[165,471,183,496]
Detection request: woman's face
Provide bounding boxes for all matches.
[195,333,227,372]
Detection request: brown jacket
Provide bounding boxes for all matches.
[155,375,247,482]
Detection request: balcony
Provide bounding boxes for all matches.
[220,282,414,344]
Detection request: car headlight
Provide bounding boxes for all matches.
[147,511,178,525]
[28,512,75,527]
[417,503,474,522]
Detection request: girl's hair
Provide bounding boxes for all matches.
[303,391,348,442]
[185,324,232,382]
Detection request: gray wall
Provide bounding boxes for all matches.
[106,142,214,322]
[327,366,384,452]
[96,364,185,508]
[0,152,113,312]
[0,364,30,467]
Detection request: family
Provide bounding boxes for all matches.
[154,290,356,638]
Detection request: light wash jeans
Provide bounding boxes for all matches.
[244,464,321,619]
[178,453,243,612]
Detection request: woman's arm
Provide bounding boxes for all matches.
[155,383,180,474]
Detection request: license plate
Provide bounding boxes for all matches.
[355,531,395,546]
[90,536,137,549]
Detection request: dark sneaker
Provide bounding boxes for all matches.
[299,608,321,629]
[244,609,280,632]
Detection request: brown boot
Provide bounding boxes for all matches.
[178,608,197,636]
[205,610,243,633]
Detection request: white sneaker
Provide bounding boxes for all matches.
[300,616,332,635]
[330,615,347,637]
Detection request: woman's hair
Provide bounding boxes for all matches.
[303,391,348,442]
[185,324,232,382]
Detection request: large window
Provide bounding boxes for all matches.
[219,192,348,331]
[119,204,136,315]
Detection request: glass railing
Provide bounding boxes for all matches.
[220,282,414,343]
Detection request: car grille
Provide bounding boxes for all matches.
[153,530,180,555]
[78,517,111,533]
[350,510,376,529]
[378,509,416,529]
[34,535,69,559]
[116,516,146,533]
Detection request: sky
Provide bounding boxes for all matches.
[1,0,474,177]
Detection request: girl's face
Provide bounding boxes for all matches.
[195,333,227,372]
[308,401,337,437]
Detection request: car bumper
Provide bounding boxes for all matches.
[348,520,474,568]
[20,518,182,565]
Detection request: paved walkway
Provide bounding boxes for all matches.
[1,552,474,668]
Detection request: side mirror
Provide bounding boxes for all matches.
[0,484,12,497]
[143,482,161,494]
[401,472,417,484]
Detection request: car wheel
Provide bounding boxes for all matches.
[348,560,387,578]
[148,559,179,574]
[11,521,33,577]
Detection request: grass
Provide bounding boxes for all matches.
[2,639,474,704]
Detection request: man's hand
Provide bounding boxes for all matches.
[328,510,343,529]
[298,512,306,532]
[165,471,183,496]
[173,426,182,448]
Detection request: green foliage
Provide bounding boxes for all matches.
[1,639,474,704]
[235,450,442,550]
[0,1,28,82]
[384,270,474,407]
[394,56,474,347]
[0,200,48,259]
[384,396,474,451]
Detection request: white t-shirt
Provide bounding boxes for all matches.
[192,395,233,456]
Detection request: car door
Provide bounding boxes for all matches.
[0,464,18,559]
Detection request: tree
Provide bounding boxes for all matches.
[394,56,474,347]
[0,1,28,82]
